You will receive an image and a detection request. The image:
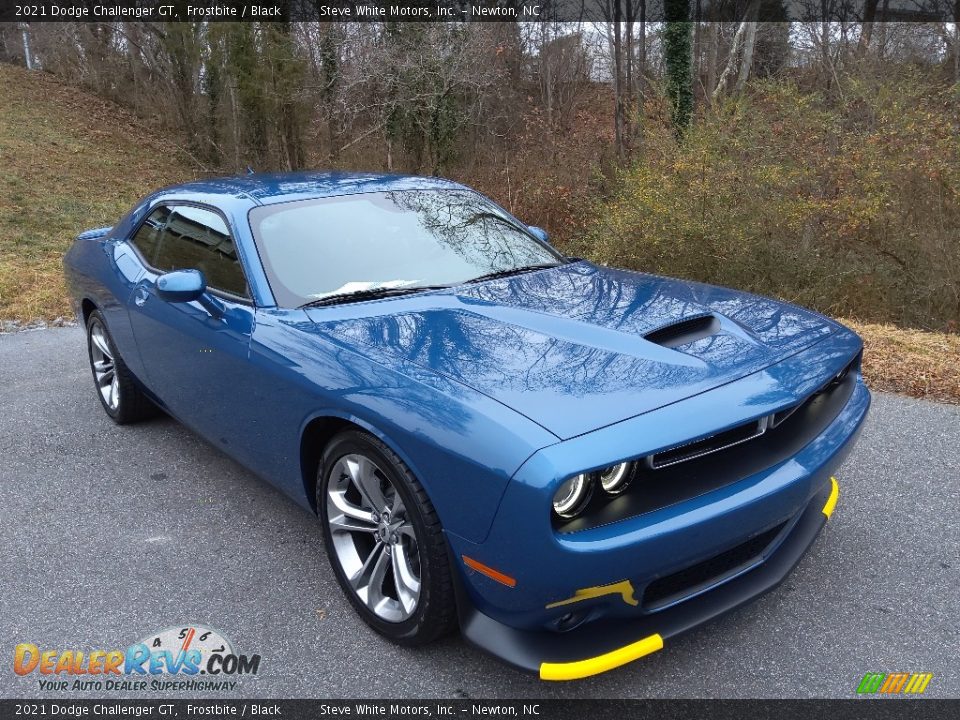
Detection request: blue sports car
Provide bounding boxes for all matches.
[64,173,870,680]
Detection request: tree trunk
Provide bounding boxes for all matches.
[638,0,647,96]
[664,0,693,137]
[857,0,880,56]
[956,24,960,83]
[625,1,634,114]
[712,21,746,100]
[612,2,625,160]
[734,21,758,93]
[706,22,719,102]
[713,0,759,100]
[693,0,702,91]
[955,2,960,83]
[542,24,553,125]
[820,11,830,82]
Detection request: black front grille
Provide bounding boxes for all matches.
[555,353,860,534]
[644,355,860,472]
[650,418,765,468]
[641,521,787,610]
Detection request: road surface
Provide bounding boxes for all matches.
[1,327,957,699]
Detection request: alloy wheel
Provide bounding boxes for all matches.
[89,320,119,411]
[325,453,422,622]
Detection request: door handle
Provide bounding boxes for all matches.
[134,286,149,307]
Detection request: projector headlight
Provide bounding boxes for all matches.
[599,462,633,495]
[552,473,593,519]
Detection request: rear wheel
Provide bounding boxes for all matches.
[318,430,456,645]
[86,310,157,424]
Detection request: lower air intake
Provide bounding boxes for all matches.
[642,521,787,610]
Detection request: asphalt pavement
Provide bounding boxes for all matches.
[1,327,958,699]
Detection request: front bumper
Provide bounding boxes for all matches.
[446,329,870,678]
[457,477,839,680]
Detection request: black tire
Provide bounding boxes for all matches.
[317,430,457,645]
[85,310,158,424]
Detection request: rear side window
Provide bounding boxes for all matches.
[153,206,249,298]
[129,206,171,267]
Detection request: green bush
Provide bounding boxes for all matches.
[574,69,960,331]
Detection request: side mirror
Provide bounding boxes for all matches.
[156,269,205,303]
[528,226,550,245]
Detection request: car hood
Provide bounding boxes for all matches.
[305,262,839,439]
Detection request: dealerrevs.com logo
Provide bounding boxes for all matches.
[13,625,261,692]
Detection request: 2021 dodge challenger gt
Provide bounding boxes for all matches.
[64,173,870,680]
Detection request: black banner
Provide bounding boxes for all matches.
[3,700,960,720]
[1,0,956,23]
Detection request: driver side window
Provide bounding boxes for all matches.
[148,205,250,299]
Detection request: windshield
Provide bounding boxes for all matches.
[248,189,564,307]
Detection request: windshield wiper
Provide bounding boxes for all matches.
[464,263,563,285]
[299,285,451,309]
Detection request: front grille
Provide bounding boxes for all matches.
[642,521,787,610]
[554,353,860,534]
[647,354,859,472]
[649,418,766,468]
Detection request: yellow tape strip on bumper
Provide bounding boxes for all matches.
[539,633,664,681]
[822,476,839,519]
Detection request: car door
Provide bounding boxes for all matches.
[124,203,259,447]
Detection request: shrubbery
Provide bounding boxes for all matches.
[574,69,960,331]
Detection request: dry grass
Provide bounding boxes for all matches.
[0,63,193,321]
[842,319,960,405]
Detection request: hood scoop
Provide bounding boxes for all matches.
[644,314,720,348]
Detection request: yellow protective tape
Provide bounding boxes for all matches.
[539,633,664,681]
[822,476,839,519]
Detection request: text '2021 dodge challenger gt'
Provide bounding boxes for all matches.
[64,172,870,680]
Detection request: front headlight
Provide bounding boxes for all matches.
[599,462,633,495]
[552,473,593,519]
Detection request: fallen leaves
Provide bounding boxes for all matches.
[841,319,960,405]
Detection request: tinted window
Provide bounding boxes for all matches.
[154,206,249,298]
[249,190,563,307]
[129,206,171,267]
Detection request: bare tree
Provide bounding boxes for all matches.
[712,0,761,100]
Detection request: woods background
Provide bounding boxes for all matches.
[1,8,958,331]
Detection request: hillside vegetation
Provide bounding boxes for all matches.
[575,70,960,332]
[0,63,192,322]
[0,61,956,404]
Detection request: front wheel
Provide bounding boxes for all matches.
[318,430,457,645]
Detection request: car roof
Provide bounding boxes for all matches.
[162,171,470,206]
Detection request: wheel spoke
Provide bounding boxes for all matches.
[365,546,392,613]
[396,523,417,541]
[328,512,378,534]
[97,367,115,385]
[91,328,112,359]
[328,485,377,526]
[346,456,388,513]
[391,541,421,612]
[390,492,407,518]
[109,376,119,409]
[349,541,385,591]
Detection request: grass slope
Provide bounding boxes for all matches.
[0,63,193,322]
